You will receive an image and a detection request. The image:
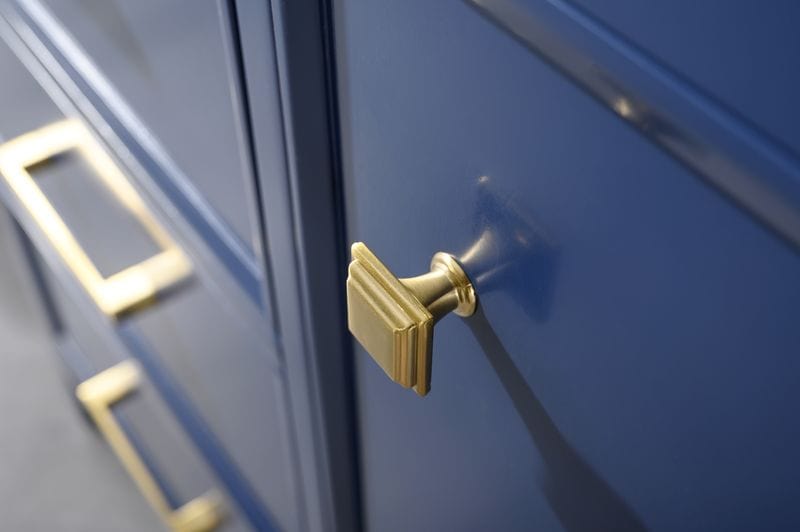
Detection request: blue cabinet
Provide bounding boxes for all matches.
[1,0,798,530]
[0,1,308,530]
[334,1,800,531]
[41,0,264,254]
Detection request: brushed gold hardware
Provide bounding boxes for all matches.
[76,361,224,532]
[346,242,477,396]
[0,119,191,319]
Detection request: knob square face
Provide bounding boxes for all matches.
[346,243,433,395]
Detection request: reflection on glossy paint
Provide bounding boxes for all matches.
[612,96,636,120]
[598,76,705,159]
[469,0,800,250]
[457,175,558,322]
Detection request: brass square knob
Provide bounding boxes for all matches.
[346,242,476,396]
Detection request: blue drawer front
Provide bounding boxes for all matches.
[335,1,800,530]
[0,5,295,530]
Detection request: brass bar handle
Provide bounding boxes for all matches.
[76,361,224,532]
[346,242,477,396]
[0,119,192,319]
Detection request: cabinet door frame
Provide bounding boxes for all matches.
[233,1,361,531]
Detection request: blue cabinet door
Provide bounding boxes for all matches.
[335,1,800,530]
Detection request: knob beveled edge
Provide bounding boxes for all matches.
[346,242,478,396]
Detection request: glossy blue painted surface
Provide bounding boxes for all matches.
[571,0,800,156]
[0,2,295,530]
[470,0,800,250]
[336,1,800,530]
[15,0,266,308]
[117,323,278,532]
[41,0,263,256]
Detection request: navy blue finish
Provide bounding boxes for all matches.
[16,221,184,511]
[57,335,185,512]
[241,0,362,530]
[570,0,800,157]
[117,323,277,532]
[335,1,800,530]
[117,411,183,511]
[0,3,293,530]
[39,0,263,257]
[469,0,800,250]
[13,0,266,308]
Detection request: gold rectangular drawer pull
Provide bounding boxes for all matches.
[76,361,225,532]
[0,119,192,318]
